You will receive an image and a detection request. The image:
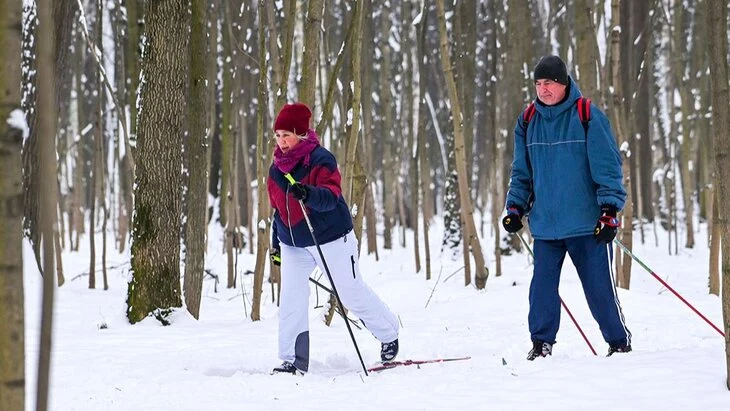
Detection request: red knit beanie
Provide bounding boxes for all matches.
[273,103,312,135]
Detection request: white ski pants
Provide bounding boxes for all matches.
[278,231,399,371]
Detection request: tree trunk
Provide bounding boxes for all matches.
[36,0,58,407]
[610,0,634,289]
[127,0,187,324]
[455,0,476,191]
[122,0,142,240]
[251,0,272,321]
[483,0,501,277]
[299,0,324,108]
[436,0,488,289]
[183,0,208,320]
[89,0,103,289]
[21,5,42,275]
[379,3,396,251]
[672,0,695,249]
[709,188,720,296]
[574,0,601,101]
[219,9,233,229]
[341,0,364,206]
[0,2,25,408]
[705,0,730,389]
[503,0,532,254]
[623,0,652,242]
[415,1,431,279]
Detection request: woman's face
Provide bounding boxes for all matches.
[534,79,567,106]
[274,130,301,154]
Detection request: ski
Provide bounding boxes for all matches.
[367,356,471,372]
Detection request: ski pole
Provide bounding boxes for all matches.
[284,173,369,375]
[515,233,598,356]
[308,277,363,329]
[613,239,725,337]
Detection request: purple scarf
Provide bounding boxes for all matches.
[273,129,321,173]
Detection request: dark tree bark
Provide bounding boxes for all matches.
[127,0,188,324]
[183,0,208,320]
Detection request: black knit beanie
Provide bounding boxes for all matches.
[533,55,569,86]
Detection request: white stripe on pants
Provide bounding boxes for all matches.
[278,231,399,367]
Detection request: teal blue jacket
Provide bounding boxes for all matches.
[506,79,626,240]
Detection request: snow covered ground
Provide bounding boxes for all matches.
[23,221,727,410]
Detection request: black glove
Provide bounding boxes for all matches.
[290,183,309,202]
[594,204,620,243]
[502,206,524,233]
[270,248,281,266]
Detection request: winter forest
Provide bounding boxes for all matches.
[1,0,730,409]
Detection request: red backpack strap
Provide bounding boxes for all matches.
[521,102,537,132]
[576,97,591,134]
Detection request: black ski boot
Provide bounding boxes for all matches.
[381,339,399,362]
[272,361,304,375]
[607,344,632,357]
[526,340,552,361]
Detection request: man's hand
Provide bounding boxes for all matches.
[594,205,620,243]
[502,206,524,233]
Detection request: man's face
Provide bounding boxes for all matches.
[535,79,567,106]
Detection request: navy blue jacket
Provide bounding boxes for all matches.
[268,146,353,249]
[506,79,626,240]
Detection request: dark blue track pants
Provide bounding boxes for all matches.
[529,235,631,347]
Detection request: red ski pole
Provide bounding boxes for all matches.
[515,233,598,356]
[613,239,724,337]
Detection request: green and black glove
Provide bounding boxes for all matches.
[270,248,281,266]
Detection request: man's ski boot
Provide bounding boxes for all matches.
[607,344,632,357]
[527,340,552,361]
